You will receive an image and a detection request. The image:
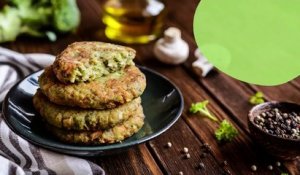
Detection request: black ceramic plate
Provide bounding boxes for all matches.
[2,66,183,156]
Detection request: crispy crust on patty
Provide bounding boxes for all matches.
[33,89,142,131]
[46,112,145,145]
[53,42,136,83]
[39,65,146,109]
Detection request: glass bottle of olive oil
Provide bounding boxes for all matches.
[102,0,166,44]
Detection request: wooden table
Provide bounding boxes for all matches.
[2,0,300,174]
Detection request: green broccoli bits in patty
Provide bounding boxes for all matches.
[53,42,136,83]
[39,65,146,109]
[33,90,142,131]
[33,41,146,145]
[45,112,145,145]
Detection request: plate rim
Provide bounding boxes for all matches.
[2,66,184,154]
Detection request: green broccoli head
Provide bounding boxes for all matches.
[0,6,21,42]
[0,0,80,42]
[11,0,52,26]
[51,0,80,32]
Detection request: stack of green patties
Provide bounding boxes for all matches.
[33,42,146,145]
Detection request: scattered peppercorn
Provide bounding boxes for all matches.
[253,108,300,139]
[276,161,281,167]
[167,142,172,148]
[183,147,189,153]
[202,143,211,152]
[199,162,205,170]
[203,143,210,148]
[251,165,257,171]
[222,160,228,167]
[185,153,191,159]
[267,165,273,170]
[225,169,231,175]
[200,152,207,158]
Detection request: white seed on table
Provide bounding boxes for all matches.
[276,161,281,167]
[185,153,191,159]
[268,165,273,170]
[178,171,183,175]
[183,147,189,153]
[199,162,205,170]
[167,142,172,148]
[251,165,257,171]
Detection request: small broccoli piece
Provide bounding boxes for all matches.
[189,100,219,122]
[215,120,239,142]
[190,101,239,142]
[10,0,54,40]
[0,6,21,42]
[51,0,80,32]
[249,92,265,105]
[11,0,52,26]
[0,0,80,42]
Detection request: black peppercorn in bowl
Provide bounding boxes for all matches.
[248,101,300,160]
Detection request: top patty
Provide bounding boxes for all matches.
[39,65,146,109]
[53,42,136,83]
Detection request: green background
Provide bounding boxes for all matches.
[194,0,300,86]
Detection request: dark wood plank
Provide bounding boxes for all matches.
[291,78,300,90]
[147,119,225,175]
[96,145,163,175]
[161,1,299,173]
[178,27,295,175]
[133,48,286,174]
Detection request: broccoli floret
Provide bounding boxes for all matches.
[0,6,21,42]
[249,92,265,105]
[51,0,80,32]
[215,120,239,142]
[11,0,52,26]
[0,0,80,43]
[190,101,239,142]
[189,100,219,122]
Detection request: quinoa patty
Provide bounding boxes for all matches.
[33,89,142,130]
[39,65,146,109]
[46,112,145,145]
[53,42,136,83]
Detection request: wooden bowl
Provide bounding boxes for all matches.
[248,101,300,160]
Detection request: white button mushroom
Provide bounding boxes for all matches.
[154,27,189,65]
[192,48,214,77]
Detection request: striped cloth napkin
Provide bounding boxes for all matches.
[0,47,105,175]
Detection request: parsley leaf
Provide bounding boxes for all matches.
[215,120,239,142]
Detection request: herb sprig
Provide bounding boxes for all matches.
[190,100,239,142]
[249,92,265,105]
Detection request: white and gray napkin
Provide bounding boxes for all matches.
[0,47,105,175]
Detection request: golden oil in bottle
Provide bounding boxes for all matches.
[102,0,166,44]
